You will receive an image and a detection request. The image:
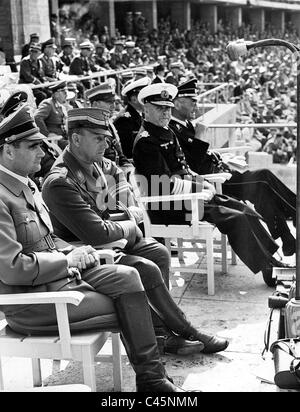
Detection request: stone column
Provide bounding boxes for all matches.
[248,8,265,32]
[199,5,217,33]
[270,10,285,32]
[291,12,300,35]
[0,0,50,60]
[230,7,242,30]
[170,1,191,30]
[89,0,115,38]
[135,0,158,30]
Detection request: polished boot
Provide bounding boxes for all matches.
[281,232,296,257]
[114,291,186,392]
[147,284,229,354]
[262,257,295,287]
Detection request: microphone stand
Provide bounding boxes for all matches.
[227,38,300,303]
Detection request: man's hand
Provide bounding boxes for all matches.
[202,181,216,202]
[67,245,100,271]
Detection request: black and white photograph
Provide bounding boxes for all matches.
[0,0,299,396]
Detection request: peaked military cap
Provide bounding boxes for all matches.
[138,83,178,107]
[0,104,46,146]
[67,108,111,136]
[79,40,93,50]
[48,80,68,94]
[30,33,39,39]
[125,41,135,48]
[176,78,198,100]
[134,68,147,77]
[170,61,182,69]
[85,82,115,103]
[122,76,151,97]
[29,43,41,52]
[41,38,57,52]
[0,91,28,118]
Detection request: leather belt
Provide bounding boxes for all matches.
[25,234,57,253]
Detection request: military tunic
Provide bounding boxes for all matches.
[113,103,143,159]
[169,117,296,240]
[133,120,279,274]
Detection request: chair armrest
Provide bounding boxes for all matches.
[70,239,127,250]
[215,145,251,153]
[202,172,232,183]
[140,192,208,203]
[0,291,85,358]
[0,291,84,306]
[95,239,128,250]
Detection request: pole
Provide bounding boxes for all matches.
[227,38,300,300]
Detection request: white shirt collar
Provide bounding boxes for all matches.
[0,164,29,185]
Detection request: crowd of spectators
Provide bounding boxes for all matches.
[1,9,299,164]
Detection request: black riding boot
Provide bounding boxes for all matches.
[114,291,185,392]
[147,284,229,354]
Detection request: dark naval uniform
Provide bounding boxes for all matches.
[105,121,133,169]
[133,120,280,275]
[169,117,296,250]
[113,103,143,158]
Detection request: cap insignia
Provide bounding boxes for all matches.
[161,90,169,99]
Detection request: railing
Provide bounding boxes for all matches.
[29,65,154,96]
[197,83,229,104]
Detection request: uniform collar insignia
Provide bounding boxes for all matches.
[140,130,150,138]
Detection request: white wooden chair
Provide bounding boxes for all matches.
[130,173,233,296]
[0,248,123,392]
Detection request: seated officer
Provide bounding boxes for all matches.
[0,103,187,392]
[132,83,293,288]
[169,78,296,261]
[0,91,61,190]
[42,107,229,356]
[113,76,151,159]
[85,82,133,175]
[34,80,69,150]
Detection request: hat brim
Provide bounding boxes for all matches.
[149,101,174,108]
[24,132,47,141]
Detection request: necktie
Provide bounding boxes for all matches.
[27,180,36,194]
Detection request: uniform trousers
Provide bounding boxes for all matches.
[222,169,296,240]
[7,239,169,336]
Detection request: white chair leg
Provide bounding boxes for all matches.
[221,234,228,274]
[52,360,61,374]
[82,348,97,392]
[165,238,171,255]
[0,357,4,390]
[206,233,215,296]
[31,358,42,387]
[177,238,184,260]
[111,333,122,392]
[231,248,237,265]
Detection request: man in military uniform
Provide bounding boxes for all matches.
[132,83,292,287]
[113,76,151,158]
[21,33,40,59]
[19,43,48,106]
[39,38,60,82]
[170,78,296,260]
[85,82,133,175]
[69,41,97,94]
[42,107,229,357]
[34,80,69,150]
[0,103,187,392]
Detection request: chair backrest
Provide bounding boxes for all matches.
[129,172,153,237]
[129,171,205,238]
